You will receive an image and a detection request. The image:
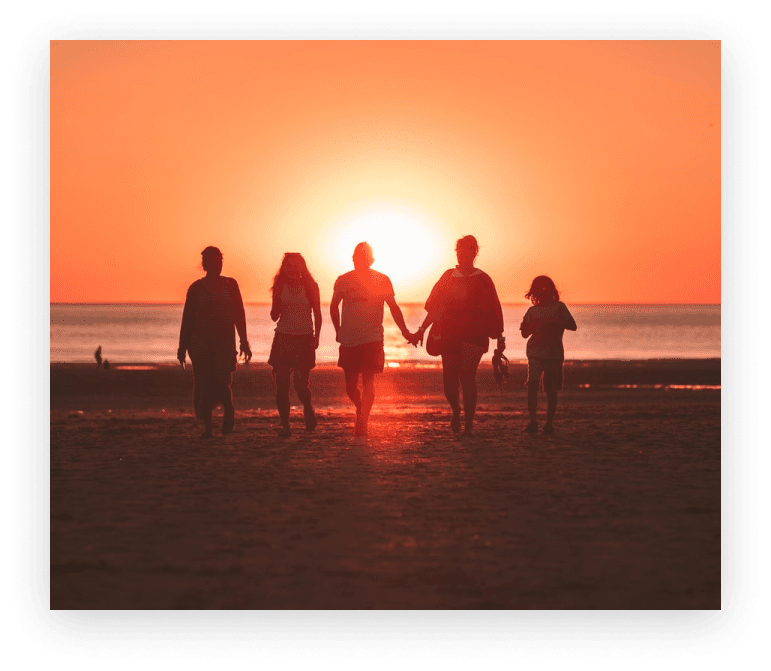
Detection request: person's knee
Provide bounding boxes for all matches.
[460,370,477,387]
[294,375,309,395]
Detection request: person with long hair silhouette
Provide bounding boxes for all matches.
[177,246,252,438]
[331,242,415,441]
[412,235,504,435]
[520,275,577,434]
[268,253,322,437]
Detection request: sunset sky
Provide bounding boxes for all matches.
[50,40,720,304]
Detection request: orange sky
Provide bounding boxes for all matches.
[50,40,720,304]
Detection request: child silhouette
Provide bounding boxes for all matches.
[520,276,577,434]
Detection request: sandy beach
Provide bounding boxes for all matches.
[50,360,720,609]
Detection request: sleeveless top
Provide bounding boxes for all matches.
[275,284,314,336]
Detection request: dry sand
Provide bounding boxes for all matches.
[51,361,720,609]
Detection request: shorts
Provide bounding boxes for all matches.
[526,357,563,392]
[268,332,316,371]
[440,340,486,370]
[338,341,385,374]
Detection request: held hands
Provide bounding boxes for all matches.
[403,328,423,348]
[239,341,253,364]
[496,336,506,353]
[177,348,187,368]
[313,332,320,350]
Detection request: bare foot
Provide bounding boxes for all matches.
[450,411,461,434]
[304,406,317,432]
[525,421,538,434]
[221,406,235,434]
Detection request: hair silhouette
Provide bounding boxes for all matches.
[201,246,223,272]
[455,235,479,257]
[353,242,375,269]
[525,275,560,305]
[271,253,319,302]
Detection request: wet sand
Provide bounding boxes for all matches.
[50,361,720,609]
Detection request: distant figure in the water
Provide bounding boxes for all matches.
[177,246,252,438]
[268,253,322,437]
[412,235,504,436]
[102,359,110,370]
[520,275,577,435]
[94,345,102,369]
[331,242,415,441]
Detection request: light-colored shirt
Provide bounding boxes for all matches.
[334,269,395,347]
[275,284,314,336]
[521,301,575,360]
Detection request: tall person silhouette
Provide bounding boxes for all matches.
[330,242,415,441]
[178,246,252,438]
[412,235,505,436]
[268,253,322,437]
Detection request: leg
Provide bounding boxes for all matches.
[191,351,215,438]
[441,351,462,432]
[542,360,562,434]
[525,357,542,433]
[544,391,558,433]
[526,386,539,433]
[344,370,363,434]
[201,412,213,437]
[359,372,375,435]
[294,368,316,431]
[458,343,484,434]
[274,365,292,434]
[344,370,362,410]
[220,373,235,433]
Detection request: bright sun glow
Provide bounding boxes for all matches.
[322,206,450,293]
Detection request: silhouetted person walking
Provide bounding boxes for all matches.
[413,235,505,435]
[520,275,577,434]
[268,253,322,437]
[331,242,415,441]
[178,246,252,438]
[94,345,102,368]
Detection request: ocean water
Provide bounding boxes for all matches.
[50,304,720,364]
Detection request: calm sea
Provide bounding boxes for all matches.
[50,304,720,364]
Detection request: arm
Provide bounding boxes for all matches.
[520,313,574,337]
[385,294,413,342]
[330,289,342,341]
[520,317,543,338]
[486,275,505,351]
[410,312,436,347]
[312,284,322,349]
[413,270,449,345]
[231,279,252,362]
[177,284,196,365]
[270,285,281,322]
[561,304,577,331]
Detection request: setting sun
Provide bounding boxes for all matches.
[320,205,452,294]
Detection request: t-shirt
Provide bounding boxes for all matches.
[333,269,395,347]
[521,301,575,360]
[275,284,314,336]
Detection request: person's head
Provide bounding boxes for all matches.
[201,246,223,276]
[271,253,317,297]
[525,275,560,306]
[352,242,374,270]
[455,235,479,268]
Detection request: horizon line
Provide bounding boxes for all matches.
[50,301,723,306]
